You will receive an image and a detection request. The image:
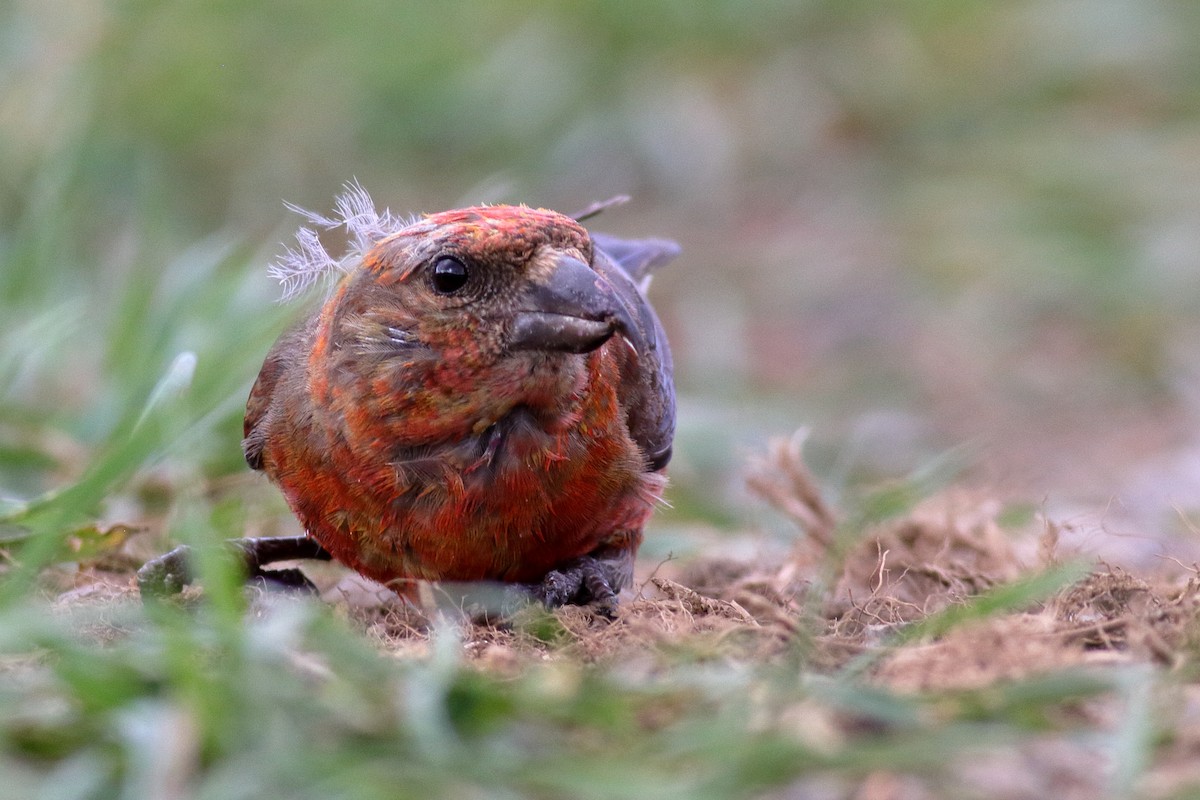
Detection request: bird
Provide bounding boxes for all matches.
[138,185,677,613]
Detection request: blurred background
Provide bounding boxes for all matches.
[4,0,1200,561]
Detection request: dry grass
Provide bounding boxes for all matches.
[29,432,1200,798]
[47,433,1200,691]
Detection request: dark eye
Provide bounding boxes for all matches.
[431,256,470,294]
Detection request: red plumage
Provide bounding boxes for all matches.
[241,190,678,606]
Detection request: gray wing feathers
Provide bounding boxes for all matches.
[242,316,316,470]
[591,234,679,472]
[590,233,681,287]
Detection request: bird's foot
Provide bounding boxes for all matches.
[524,554,630,619]
[136,536,332,598]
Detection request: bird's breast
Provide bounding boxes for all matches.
[396,402,653,582]
[286,342,660,584]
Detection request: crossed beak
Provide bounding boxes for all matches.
[508,254,636,354]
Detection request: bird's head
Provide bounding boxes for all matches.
[352,204,635,359]
[269,185,671,444]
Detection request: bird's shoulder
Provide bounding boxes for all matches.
[242,314,319,470]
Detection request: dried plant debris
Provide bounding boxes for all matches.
[829,491,1023,634]
[34,458,1200,800]
[42,432,1200,705]
[288,500,1199,693]
[1053,567,1200,665]
[874,613,1098,692]
[746,428,838,550]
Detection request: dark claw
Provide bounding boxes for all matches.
[137,545,193,597]
[526,554,625,618]
[136,536,332,598]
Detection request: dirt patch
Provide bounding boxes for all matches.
[828,492,1023,635]
[28,433,1200,800]
[38,431,1200,698]
[31,433,1200,799]
[270,489,1199,697]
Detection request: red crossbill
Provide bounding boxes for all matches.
[139,186,677,611]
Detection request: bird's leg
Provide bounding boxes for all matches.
[137,535,333,597]
[525,546,636,618]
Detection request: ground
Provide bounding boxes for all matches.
[16,433,1200,800]
[6,5,1200,796]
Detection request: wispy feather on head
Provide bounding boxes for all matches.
[269,181,413,300]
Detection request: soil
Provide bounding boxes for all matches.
[35,432,1200,799]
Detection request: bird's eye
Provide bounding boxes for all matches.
[430,256,470,294]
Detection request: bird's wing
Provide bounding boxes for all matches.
[590,232,681,289]
[591,235,679,471]
[242,316,316,470]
